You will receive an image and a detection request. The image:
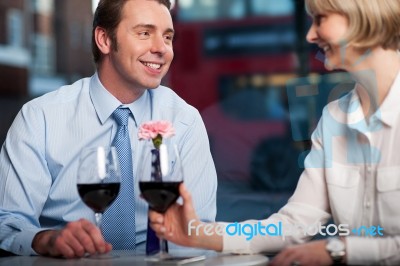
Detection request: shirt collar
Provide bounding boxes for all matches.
[377,69,400,127]
[89,72,149,126]
[346,69,400,129]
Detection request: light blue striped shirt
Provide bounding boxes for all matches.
[0,73,217,255]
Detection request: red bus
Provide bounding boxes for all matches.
[168,0,326,221]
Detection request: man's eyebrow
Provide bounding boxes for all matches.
[132,24,156,30]
[165,28,175,35]
[132,24,175,34]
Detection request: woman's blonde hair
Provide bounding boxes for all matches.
[305,0,400,50]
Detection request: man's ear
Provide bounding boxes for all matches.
[94,26,112,55]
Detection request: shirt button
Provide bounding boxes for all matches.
[365,201,371,209]
[367,166,371,173]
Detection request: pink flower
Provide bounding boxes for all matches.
[138,120,175,141]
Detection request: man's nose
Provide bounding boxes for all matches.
[151,35,167,55]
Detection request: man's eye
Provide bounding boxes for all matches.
[165,35,174,41]
[139,31,150,37]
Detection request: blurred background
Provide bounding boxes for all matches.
[0,0,348,222]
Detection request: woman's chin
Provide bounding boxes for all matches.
[324,56,344,71]
[324,60,336,71]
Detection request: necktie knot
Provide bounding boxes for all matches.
[113,108,130,126]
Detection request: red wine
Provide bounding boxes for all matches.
[139,181,182,213]
[77,183,120,213]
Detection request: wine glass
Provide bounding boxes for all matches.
[77,146,120,258]
[138,141,183,260]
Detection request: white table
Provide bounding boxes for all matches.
[0,250,269,266]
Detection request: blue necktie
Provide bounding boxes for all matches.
[146,219,161,254]
[102,107,136,250]
[146,150,163,255]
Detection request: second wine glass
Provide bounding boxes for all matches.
[138,141,183,260]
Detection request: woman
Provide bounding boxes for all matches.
[149,0,400,265]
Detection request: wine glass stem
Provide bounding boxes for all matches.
[95,212,103,228]
[160,239,168,255]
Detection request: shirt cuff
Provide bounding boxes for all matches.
[220,222,254,254]
[345,236,380,265]
[11,228,43,255]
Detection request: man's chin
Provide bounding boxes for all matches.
[140,79,163,90]
[146,83,162,90]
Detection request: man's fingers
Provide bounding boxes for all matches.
[76,222,102,254]
[56,223,85,257]
[61,219,109,257]
[79,219,109,254]
[33,220,111,259]
[105,242,113,253]
[50,232,80,258]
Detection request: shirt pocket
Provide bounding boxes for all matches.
[326,162,360,224]
[376,167,400,234]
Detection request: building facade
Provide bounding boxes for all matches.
[0,0,94,144]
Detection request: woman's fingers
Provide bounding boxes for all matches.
[149,210,164,224]
[180,184,195,214]
[151,222,170,239]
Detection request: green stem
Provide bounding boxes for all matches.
[152,134,163,150]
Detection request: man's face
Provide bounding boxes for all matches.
[109,0,174,91]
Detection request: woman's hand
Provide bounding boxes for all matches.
[149,183,223,251]
[149,183,201,247]
[269,240,333,266]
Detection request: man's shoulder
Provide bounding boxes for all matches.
[151,85,200,125]
[26,77,91,110]
[152,85,197,112]
[152,85,187,103]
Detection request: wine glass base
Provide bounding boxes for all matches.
[84,253,119,259]
[144,251,170,262]
[145,253,206,264]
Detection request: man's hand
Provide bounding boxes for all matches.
[32,219,112,259]
[269,240,333,266]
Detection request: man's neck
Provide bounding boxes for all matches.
[97,64,146,104]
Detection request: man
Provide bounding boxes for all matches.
[0,0,217,258]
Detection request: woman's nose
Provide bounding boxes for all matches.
[306,23,318,44]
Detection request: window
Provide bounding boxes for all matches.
[7,9,23,47]
[32,34,55,74]
[177,0,294,22]
[251,0,294,16]
[33,0,53,14]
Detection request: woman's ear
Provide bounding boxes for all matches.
[94,26,112,55]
